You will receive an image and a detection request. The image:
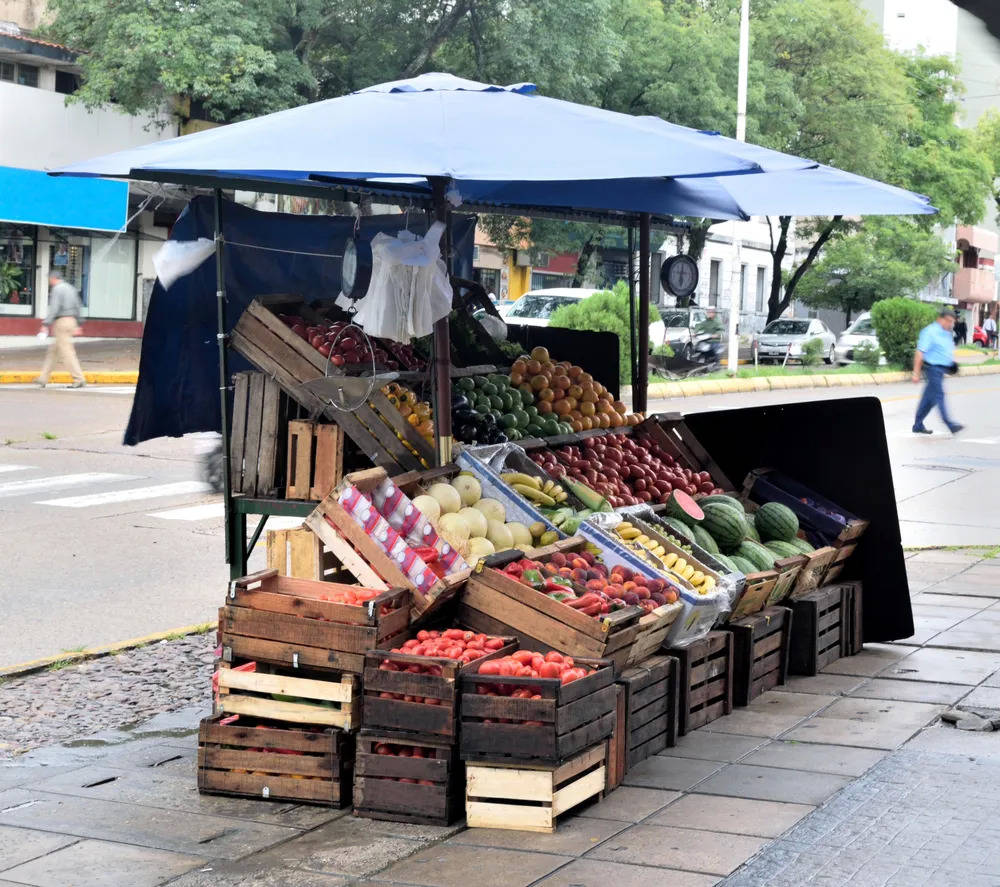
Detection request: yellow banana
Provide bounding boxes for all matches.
[502,472,541,489]
[513,483,556,506]
[662,552,678,569]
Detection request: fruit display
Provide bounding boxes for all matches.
[382,382,434,443]
[279,313,425,370]
[409,473,552,560]
[511,346,644,432]
[452,372,572,445]
[612,521,716,596]
[498,550,678,616]
[530,433,724,509]
[476,650,593,686]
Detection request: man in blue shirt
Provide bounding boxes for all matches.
[912,308,962,435]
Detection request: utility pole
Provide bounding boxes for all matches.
[726,0,750,374]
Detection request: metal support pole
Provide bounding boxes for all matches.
[627,224,638,391]
[636,213,651,414]
[728,0,751,374]
[214,189,235,567]
[429,178,453,466]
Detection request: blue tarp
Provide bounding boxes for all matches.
[123,197,474,445]
[0,165,128,232]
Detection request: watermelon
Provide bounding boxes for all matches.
[698,494,744,512]
[700,501,746,549]
[765,540,805,559]
[666,489,704,526]
[729,556,758,574]
[743,516,760,542]
[737,540,778,572]
[754,502,800,542]
[662,517,694,540]
[786,536,816,554]
[690,524,720,554]
[710,552,739,573]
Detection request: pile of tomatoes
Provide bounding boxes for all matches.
[317,586,383,606]
[370,742,439,786]
[476,650,591,687]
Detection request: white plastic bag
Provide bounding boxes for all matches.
[152,238,215,289]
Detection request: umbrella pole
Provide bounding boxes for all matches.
[214,189,234,567]
[636,212,651,414]
[628,224,638,393]
[430,178,453,467]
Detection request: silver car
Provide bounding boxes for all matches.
[753,318,837,364]
[835,313,884,365]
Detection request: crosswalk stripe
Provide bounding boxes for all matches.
[38,480,211,508]
[0,465,34,474]
[0,472,138,498]
[148,502,225,521]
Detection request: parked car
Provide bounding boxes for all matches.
[500,287,666,345]
[835,312,884,365]
[753,317,837,364]
[660,307,709,360]
[972,324,990,347]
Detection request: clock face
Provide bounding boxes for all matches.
[341,238,358,294]
[662,255,699,298]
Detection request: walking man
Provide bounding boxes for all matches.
[912,307,961,435]
[37,270,85,388]
[984,313,998,348]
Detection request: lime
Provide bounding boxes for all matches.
[500,392,515,411]
[514,409,530,429]
[482,382,498,397]
[519,388,534,406]
[543,419,560,436]
[500,412,518,429]
[475,397,492,413]
[474,375,489,389]
[525,404,539,419]
[489,394,504,410]
[458,377,475,391]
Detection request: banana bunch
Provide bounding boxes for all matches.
[501,472,568,508]
[660,552,716,596]
[615,522,667,559]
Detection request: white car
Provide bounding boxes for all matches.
[501,287,666,345]
[753,317,837,364]
[660,307,709,360]
[835,313,884,365]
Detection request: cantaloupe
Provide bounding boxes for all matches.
[428,483,462,514]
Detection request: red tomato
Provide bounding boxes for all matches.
[512,651,535,665]
[484,638,506,650]
[543,651,565,663]
[416,630,431,641]
[498,661,516,677]
[478,661,501,676]
[539,662,562,679]
[375,743,393,755]
[443,628,465,640]
[516,665,534,677]
[561,668,586,684]
[531,654,545,670]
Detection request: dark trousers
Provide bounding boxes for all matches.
[914,364,957,431]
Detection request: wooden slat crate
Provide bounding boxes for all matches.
[821,541,857,585]
[266,526,342,581]
[459,659,616,766]
[766,555,808,606]
[789,547,838,599]
[607,686,627,790]
[637,413,736,492]
[197,715,353,807]
[840,581,864,656]
[231,300,433,473]
[730,570,778,620]
[726,606,793,707]
[219,569,409,675]
[216,666,360,729]
[230,371,283,498]
[666,631,734,735]
[618,654,679,769]
[362,638,516,741]
[286,420,344,501]
[354,731,463,825]
[786,584,845,676]
[465,743,606,833]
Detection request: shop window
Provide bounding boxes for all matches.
[530,271,569,290]
[16,63,38,87]
[0,61,14,82]
[55,70,80,95]
[756,266,766,312]
[476,268,500,296]
[0,223,36,316]
[49,231,137,320]
[709,259,721,307]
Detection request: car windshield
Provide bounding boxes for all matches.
[850,318,875,335]
[764,320,811,335]
[505,295,575,319]
[662,311,689,328]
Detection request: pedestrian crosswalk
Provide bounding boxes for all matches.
[38,480,211,508]
[0,472,138,498]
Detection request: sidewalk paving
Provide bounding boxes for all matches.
[2,549,999,886]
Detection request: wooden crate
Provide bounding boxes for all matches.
[459,659,616,766]
[821,541,857,585]
[362,638,516,741]
[230,371,283,498]
[231,299,433,473]
[789,547,838,599]
[766,555,808,606]
[197,715,353,807]
[727,606,793,707]
[354,732,463,825]
[219,569,409,675]
[266,526,342,581]
[607,686,627,790]
[840,581,864,656]
[286,420,344,501]
[730,570,778,620]
[637,413,736,491]
[465,743,606,833]
[666,631,733,735]
[786,584,845,676]
[618,654,679,769]
[215,666,360,729]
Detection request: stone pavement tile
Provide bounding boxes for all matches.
[911,594,994,610]
[927,576,1000,598]
[0,788,300,860]
[0,825,77,871]
[378,844,567,887]
[0,838,201,887]
[160,863,348,886]
[587,824,768,877]
[848,678,973,705]
[878,647,1000,685]
[984,669,1000,688]
[823,645,919,677]
[745,690,838,717]
[890,627,940,646]
[691,763,850,805]
[576,787,681,822]
[739,741,886,777]
[0,766,86,794]
[621,755,724,791]
[28,764,340,830]
[647,793,814,838]
[962,686,1000,708]
[781,717,918,750]
[781,673,869,696]
[97,740,198,772]
[701,710,806,739]
[907,550,984,567]
[928,629,1000,652]
[819,697,945,730]
[533,858,720,887]
[657,732,765,763]
[447,816,626,856]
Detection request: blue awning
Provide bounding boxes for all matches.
[0,166,128,232]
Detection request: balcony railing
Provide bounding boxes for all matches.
[953,266,997,304]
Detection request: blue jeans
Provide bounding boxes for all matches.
[914,364,957,431]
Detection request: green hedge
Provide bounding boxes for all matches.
[870,298,937,369]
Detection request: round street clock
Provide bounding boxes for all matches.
[660,254,699,299]
[341,235,373,300]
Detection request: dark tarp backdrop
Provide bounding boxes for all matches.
[124,196,474,445]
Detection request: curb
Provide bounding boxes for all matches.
[0,370,138,385]
[647,364,1000,400]
[0,623,216,680]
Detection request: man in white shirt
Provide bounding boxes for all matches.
[984,314,997,348]
[37,270,85,389]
